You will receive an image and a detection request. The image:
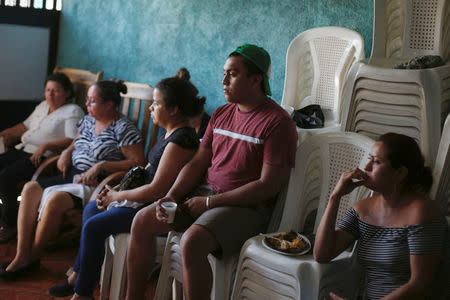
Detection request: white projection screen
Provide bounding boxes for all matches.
[0,24,49,100]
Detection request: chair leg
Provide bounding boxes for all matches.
[173,279,183,300]
[155,232,182,300]
[109,234,130,300]
[100,239,113,300]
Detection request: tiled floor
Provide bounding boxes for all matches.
[0,239,157,300]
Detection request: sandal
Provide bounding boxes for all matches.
[48,279,74,297]
[0,261,11,271]
[0,260,40,280]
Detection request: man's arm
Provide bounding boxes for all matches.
[166,145,213,201]
[181,162,290,218]
[209,162,290,207]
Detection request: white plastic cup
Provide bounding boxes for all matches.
[161,202,177,223]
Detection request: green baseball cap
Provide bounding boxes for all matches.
[233,44,272,96]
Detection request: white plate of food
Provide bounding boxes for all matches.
[262,231,311,256]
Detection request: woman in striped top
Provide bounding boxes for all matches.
[314,133,448,300]
[48,70,206,300]
[0,80,145,279]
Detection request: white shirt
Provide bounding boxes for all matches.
[16,101,84,155]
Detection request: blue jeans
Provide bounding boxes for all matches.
[73,200,142,296]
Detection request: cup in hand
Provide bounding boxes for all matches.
[161,202,177,223]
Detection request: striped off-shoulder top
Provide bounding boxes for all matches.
[338,207,449,300]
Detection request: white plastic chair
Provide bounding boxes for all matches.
[231,132,374,300]
[99,233,167,300]
[371,0,449,62]
[154,231,239,300]
[154,146,300,300]
[430,114,450,214]
[98,81,163,300]
[281,26,365,144]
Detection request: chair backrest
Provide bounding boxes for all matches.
[120,81,159,156]
[281,26,365,123]
[431,114,450,213]
[53,66,104,109]
[277,132,374,233]
[371,0,450,61]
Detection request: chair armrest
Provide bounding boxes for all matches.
[89,171,127,202]
[31,155,60,181]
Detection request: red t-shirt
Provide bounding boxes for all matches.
[201,98,297,193]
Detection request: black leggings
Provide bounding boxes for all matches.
[0,149,37,227]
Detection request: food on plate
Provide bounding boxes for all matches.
[265,231,309,253]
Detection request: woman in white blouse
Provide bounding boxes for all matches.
[0,72,84,243]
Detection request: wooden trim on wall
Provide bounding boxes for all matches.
[0,5,60,76]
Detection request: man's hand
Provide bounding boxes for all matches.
[180,196,208,219]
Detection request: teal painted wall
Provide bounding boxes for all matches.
[58,0,373,114]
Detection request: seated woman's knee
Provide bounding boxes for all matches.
[82,218,108,243]
[44,191,72,214]
[22,181,42,195]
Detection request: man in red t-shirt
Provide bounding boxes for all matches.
[125,44,297,300]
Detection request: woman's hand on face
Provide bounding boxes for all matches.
[180,196,207,219]
[29,144,47,167]
[156,196,176,223]
[331,168,368,199]
[57,150,72,178]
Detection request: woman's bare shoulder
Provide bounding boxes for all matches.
[407,195,442,224]
[352,195,376,216]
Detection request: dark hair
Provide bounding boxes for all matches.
[228,52,265,92]
[174,67,191,81]
[45,72,75,101]
[155,68,205,118]
[93,79,127,108]
[377,133,433,193]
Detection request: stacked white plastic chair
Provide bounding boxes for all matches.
[154,145,301,300]
[231,132,374,300]
[99,234,166,300]
[281,26,365,144]
[341,0,450,166]
[430,114,450,214]
[154,231,239,300]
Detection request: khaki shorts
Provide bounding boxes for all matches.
[171,185,273,257]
